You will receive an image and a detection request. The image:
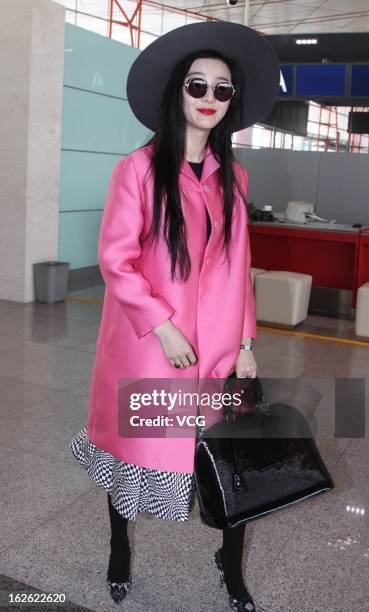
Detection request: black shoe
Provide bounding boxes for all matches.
[106,548,132,604]
[106,575,132,604]
[214,548,256,612]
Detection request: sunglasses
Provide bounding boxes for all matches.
[183,77,236,103]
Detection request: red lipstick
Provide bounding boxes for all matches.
[197,108,216,115]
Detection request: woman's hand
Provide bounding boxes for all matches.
[153,319,197,369]
[234,349,257,378]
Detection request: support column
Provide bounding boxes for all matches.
[0,0,65,301]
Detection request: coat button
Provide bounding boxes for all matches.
[201,297,208,304]
[214,221,219,228]
[203,186,210,192]
[206,258,211,265]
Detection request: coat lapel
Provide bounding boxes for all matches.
[180,141,220,184]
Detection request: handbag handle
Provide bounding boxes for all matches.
[223,372,269,422]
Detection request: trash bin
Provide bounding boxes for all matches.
[33,260,70,304]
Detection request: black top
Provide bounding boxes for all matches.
[188,160,212,243]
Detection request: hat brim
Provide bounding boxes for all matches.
[126,21,280,133]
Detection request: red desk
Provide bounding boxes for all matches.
[356,228,369,302]
[248,222,369,309]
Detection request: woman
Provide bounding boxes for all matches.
[70,21,280,612]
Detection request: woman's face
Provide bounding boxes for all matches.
[182,58,232,132]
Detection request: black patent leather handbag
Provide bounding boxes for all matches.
[194,371,335,529]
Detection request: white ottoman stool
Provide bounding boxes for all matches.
[255,270,313,327]
[250,267,266,288]
[355,283,369,339]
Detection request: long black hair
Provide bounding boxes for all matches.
[139,48,247,282]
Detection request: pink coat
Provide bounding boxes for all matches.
[86,141,257,474]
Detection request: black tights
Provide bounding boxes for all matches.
[107,493,247,597]
[107,493,131,582]
[220,523,248,599]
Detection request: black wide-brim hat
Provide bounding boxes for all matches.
[126,21,280,133]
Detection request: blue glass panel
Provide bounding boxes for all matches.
[58,210,103,269]
[279,65,293,97]
[351,65,369,96]
[60,24,153,269]
[296,64,345,96]
[61,89,151,152]
[64,23,140,98]
[59,150,124,212]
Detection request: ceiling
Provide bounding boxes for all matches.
[147,0,369,34]
[265,32,369,61]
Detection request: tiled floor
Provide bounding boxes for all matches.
[0,288,368,611]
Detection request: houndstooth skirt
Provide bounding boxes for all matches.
[70,427,197,522]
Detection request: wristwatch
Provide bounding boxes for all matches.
[240,339,254,351]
